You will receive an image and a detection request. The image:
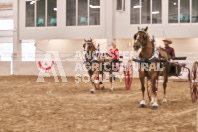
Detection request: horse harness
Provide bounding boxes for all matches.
[83,42,100,63]
[84,42,108,75]
[135,38,160,63]
[134,33,169,78]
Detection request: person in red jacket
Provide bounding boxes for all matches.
[109,40,119,77]
[162,39,175,59]
[109,40,119,62]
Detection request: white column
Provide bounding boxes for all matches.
[57,0,65,27]
[105,0,114,51]
[162,0,169,26]
[13,0,22,61]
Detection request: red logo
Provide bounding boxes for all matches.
[37,61,55,73]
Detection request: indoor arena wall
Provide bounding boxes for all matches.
[114,0,198,39]
[18,0,107,40]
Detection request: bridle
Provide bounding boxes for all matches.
[83,41,99,63]
[83,41,94,51]
[134,31,159,62]
[134,30,148,48]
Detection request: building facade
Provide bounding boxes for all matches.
[9,0,198,75]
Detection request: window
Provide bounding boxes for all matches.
[36,0,46,27]
[47,0,57,26]
[66,0,100,26]
[89,0,100,25]
[26,1,35,27]
[141,0,150,24]
[117,0,125,11]
[152,0,162,24]
[180,0,190,23]
[192,0,198,23]
[66,0,76,26]
[130,0,162,24]
[25,0,57,27]
[117,0,122,10]
[78,0,88,26]
[22,43,35,61]
[0,43,13,61]
[169,0,178,23]
[169,0,191,23]
[130,0,140,24]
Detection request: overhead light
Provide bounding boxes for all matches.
[53,8,58,11]
[173,2,177,5]
[30,1,36,5]
[89,5,100,8]
[133,5,142,8]
[152,11,159,14]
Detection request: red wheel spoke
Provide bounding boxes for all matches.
[191,61,198,103]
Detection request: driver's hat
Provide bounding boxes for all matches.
[162,39,172,44]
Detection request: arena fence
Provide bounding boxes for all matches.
[0,52,197,78]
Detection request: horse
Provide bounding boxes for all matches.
[133,26,170,109]
[83,39,117,93]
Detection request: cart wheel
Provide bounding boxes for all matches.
[146,78,158,101]
[191,61,198,103]
[191,82,197,103]
[125,60,133,90]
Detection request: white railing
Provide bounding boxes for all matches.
[0,0,13,5]
[0,19,14,30]
[0,30,13,37]
[0,51,197,76]
[0,51,197,62]
[0,15,13,19]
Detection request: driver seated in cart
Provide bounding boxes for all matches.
[162,39,175,59]
[162,39,181,75]
[109,40,120,75]
[109,40,119,63]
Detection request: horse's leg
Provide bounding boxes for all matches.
[109,71,114,91]
[139,71,146,108]
[100,73,105,90]
[162,65,168,104]
[90,76,95,94]
[90,72,97,94]
[151,72,159,109]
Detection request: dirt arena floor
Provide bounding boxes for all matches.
[0,76,197,132]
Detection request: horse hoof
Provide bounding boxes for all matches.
[162,99,168,105]
[162,102,168,105]
[90,91,95,94]
[152,106,158,109]
[101,86,105,90]
[139,104,146,108]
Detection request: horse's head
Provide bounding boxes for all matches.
[83,39,96,52]
[133,26,148,51]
